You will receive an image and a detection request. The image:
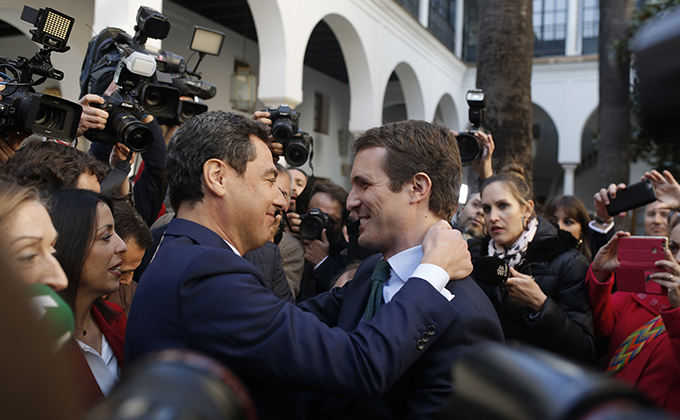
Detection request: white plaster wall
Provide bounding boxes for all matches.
[161,0,260,114]
[295,66,351,191]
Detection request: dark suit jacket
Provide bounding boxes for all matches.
[297,253,504,420]
[125,219,460,420]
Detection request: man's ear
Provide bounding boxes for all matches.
[202,158,229,198]
[410,172,432,205]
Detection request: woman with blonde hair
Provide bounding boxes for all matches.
[0,180,67,291]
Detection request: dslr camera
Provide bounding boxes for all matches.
[85,47,180,152]
[456,88,487,165]
[84,7,224,151]
[299,208,335,243]
[266,104,313,167]
[0,6,82,141]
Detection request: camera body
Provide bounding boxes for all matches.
[84,90,153,153]
[299,208,335,243]
[266,105,312,167]
[0,6,81,141]
[456,89,487,165]
[268,105,300,142]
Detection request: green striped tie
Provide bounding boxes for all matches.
[363,260,391,321]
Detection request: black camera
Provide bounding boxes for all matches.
[0,6,82,141]
[267,105,300,142]
[265,105,312,166]
[456,89,487,165]
[84,51,180,152]
[299,208,335,243]
[284,130,313,167]
[84,90,153,153]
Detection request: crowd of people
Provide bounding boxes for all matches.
[1,78,679,420]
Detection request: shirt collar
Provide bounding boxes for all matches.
[223,239,241,257]
[386,245,423,284]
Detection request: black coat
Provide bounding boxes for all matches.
[469,217,596,363]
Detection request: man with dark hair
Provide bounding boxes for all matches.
[126,110,473,420]
[298,180,350,301]
[106,200,153,316]
[298,119,503,419]
[3,141,107,192]
[455,192,485,239]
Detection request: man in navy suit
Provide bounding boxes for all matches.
[297,120,504,419]
[125,111,474,420]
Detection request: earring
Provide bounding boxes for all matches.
[522,215,528,231]
[577,234,584,247]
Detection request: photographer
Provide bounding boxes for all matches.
[297,181,349,301]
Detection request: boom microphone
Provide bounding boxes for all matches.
[472,256,509,286]
[27,283,74,351]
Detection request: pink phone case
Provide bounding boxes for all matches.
[615,236,668,295]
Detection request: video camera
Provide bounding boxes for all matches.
[0,6,82,142]
[84,6,224,151]
[456,89,487,165]
[266,104,313,167]
[299,208,335,243]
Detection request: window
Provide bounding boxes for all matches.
[533,0,567,57]
[462,0,479,62]
[582,0,599,55]
[429,0,456,51]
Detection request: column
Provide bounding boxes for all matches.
[454,0,465,57]
[419,0,429,27]
[565,0,581,56]
[562,163,578,195]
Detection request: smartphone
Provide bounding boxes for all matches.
[615,236,668,295]
[606,179,657,216]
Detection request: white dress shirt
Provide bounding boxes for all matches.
[76,335,120,396]
[383,245,454,303]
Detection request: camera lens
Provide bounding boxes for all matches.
[34,104,65,130]
[271,120,294,142]
[300,215,323,241]
[457,132,483,165]
[112,113,154,153]
[284,139,309,167]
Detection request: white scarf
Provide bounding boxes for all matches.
[488,217,539,268]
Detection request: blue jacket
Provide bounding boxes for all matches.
[125,218,460,420]
[297,253,504,419]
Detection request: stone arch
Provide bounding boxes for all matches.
[247,0,291,106]
[318,14,373,133]
[388,62,425,121]
[433,93,459,129]
[532,102,560,202]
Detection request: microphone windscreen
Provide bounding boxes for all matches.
[472,256,509,287]
[27,283,74,350]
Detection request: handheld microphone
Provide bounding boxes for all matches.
[27,283,74,351]
[472,256,509,286]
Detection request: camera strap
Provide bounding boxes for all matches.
[100,153,132,196]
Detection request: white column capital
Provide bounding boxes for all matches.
[562,163,579,195]
[419,0,429,28]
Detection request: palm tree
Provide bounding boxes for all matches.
[476,0,534,185]
[597,0,634,188]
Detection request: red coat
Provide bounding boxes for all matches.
[587,266,680,415]
[68,301,127,410]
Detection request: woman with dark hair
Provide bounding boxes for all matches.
[544,195,592,260]
[470,165,596,363]
[49,189,127,400]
